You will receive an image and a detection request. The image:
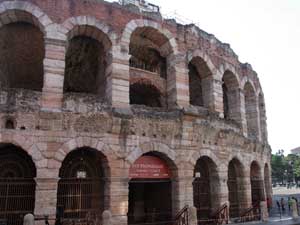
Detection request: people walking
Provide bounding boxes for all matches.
[281,198,286,213]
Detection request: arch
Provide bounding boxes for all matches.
[222,70,241,121]
[0,143,36,225]
[54,137,114,168]
[61,16,116,51]
[244,81,259,139]
[123,19,179,108]
[63,20,114,97]
[188,149,221,168]
[227,157,247,218]
[121,19,177,55]
[250,161,265,205]
[128,151,178,224]
[126,142,176,165]
[187,50,218,109]
[193,156,221,221]
[0,134,43,164]
[0,1,53,34]
[57,147,110,221]
[0,4,47,91]
[130,82,163,107]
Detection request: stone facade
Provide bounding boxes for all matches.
[0,0,272,225]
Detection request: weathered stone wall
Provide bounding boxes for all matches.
[0,0,271,224]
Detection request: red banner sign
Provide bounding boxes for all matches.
[129,155,171,179]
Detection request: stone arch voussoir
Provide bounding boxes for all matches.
[219,62,241,89]
[188,149,222,172]
[0,1,53,35]
[61,16,117,50]
[187,49,220,80]
[121,19,178,55]
[126,142,176,165]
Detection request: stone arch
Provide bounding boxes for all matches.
[0,2,49,91]
[54,137,115,170]
[61,17,116,97]
[0,133,43,164]
[250,160,265,204]
[193,155,221,220]
[0,143,37,225]
[227,157,248,218]
[126,142,176,165]
[243,81,259,139]
[0,1,53,34]
[222,69,241,121]
[121,19,177,55]
[122,19,181,108]
[187,49,219,109]
[188,149,222,169]
[61,16,117,50]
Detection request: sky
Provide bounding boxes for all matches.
[109,0,300,154]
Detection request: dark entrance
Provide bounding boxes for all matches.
[128,154,173,225]
[0,144,36,225]
[57,148,108,224]
[250,162,264,205]
[193,156,219,223]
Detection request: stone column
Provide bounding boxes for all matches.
[109,177,129,225]
[239,89,248,136]
[173,172,194,215]
[41,38,66,112]
[34,177,58,225]
[107,46,130,109]
[166,53,189,109]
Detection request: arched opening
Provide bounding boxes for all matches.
[259,94,267,141]
[130,82,162,107]
[0,143,36,225]
[227,158,247,219]
[129,27,172,107]
[0,21,44,91]
[222,71,240,120]
[193,156,220,222]
[250,161,265,205]
[244,82,259,139]
[128,152,177,225]
[64,26,111,99]
[56,148,109,223]
[188,57,212,108]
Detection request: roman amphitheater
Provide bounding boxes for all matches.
[0,0,272,225]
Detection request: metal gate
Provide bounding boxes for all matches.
[57,178,104,224]
[0,178,36,225]
[193,178,211,221]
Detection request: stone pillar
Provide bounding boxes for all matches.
[260,201,268,221]
[188,206,197,225]
[167,54,189,109]
[239,89,248,136]
[109,177,129,225]
[173,173,194,215]
[212,78,224,117]
[215,170,229,210]
[34,178,58,225]
[107,46,130,109]
[41,38,66,112]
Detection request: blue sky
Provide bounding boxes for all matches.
[109,0,300,154]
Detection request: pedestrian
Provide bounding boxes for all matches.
[288,197,292,211]
[277,200,281,212]
[281,198,286,212]
[267,197,272,212]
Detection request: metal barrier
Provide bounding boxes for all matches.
[174,205,189,225]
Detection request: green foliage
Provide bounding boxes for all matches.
[271,150,300,184]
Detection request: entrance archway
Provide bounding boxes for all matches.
[0,144,36,225]
[227,158,246,218]
[193,156,220,222]
[56,148,109,223]
[128,152,176,225]
[250,161,265,205]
